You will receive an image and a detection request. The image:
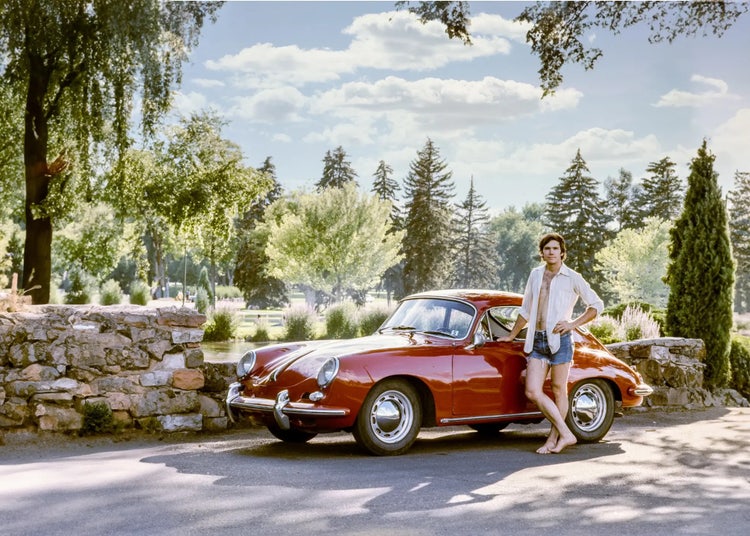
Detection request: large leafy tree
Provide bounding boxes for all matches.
[665,141,734,389]
[452,177,497,288]
[729,171,750,313]
[489,203,548,294]
[316,146,358,190]
[0,0,221,303]
[401,139,456,294]
[544,149,612,295]
[603,168,637,232]
[596,218,671,307]
[634,157,683,222]
[265,183,404,303]
[234,157,289,309]
[403,2,747,95]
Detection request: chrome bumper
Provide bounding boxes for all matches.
[225,382,348,430]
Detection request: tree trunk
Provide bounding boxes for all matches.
[22,59,52,305]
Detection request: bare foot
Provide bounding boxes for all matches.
[549,434,577,453]
[536,443,554,454]
[536,433,557,454]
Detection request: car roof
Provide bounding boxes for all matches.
[405,289,522,308]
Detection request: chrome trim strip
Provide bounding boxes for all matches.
[439,411,544,425]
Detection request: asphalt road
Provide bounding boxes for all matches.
[1,407,748,536]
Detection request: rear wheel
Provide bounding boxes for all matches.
[267,424,318,443]
[566,379,615,442]
[353,379,422,456]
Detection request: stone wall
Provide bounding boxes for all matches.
[0,304,236,441]
[607,337,748,408]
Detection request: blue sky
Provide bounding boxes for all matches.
[174,1,750,213]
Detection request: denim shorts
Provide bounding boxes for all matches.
[528,330,573,366]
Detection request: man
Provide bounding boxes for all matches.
[498,233,603,454]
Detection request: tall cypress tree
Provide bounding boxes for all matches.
[665,141,734,389]
[729,171,750,313]
[316,146,358,190]
[544,148,612,294]
[452,177,497,288]
[402,139,456,294]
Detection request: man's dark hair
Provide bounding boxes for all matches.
[539,232,567,261]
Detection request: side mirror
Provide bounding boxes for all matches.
[466,331,486,350]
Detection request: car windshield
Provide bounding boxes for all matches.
[379,298,475,339]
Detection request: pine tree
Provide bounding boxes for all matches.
[603,168,637,231]
[729,171,750,313]
[544,149,612,294]
[402,139,456,294]
[665,141,734,389]
[316,146,358,190]
[634,157,683,222]
[234,157,288,308]
[452,177,497,288]
[371,160,403,302]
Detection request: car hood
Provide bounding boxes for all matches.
[252,333,431,380]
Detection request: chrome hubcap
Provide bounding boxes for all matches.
[369,390,414,444]
[571,383,605,432]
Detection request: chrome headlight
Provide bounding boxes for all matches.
[236,350,257,378]
[317,357,339,389]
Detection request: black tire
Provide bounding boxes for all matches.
[267,424,318,443]
[566,379,615,442]
[353,379,422,456]
[470,422,510,436]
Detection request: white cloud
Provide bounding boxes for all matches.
[711,107,750,178]
[654,74,735,108]
[230,86,308,123]
[171,91,210,116]
[192,78,225,88]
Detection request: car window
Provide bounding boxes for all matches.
[381,298,476,339]
[487,305,527,340]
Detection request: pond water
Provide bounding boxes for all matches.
[201,340,265,363]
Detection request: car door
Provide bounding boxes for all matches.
[451,306,529,416]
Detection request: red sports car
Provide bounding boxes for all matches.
[226,289,653,455]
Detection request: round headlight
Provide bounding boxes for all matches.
[236,350,257,378]
[317,357,339,389]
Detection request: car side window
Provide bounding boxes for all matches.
[488,306,527,340]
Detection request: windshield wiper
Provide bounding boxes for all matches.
[421,330,457,339]
[379,325,415,333]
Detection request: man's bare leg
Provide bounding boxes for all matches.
[548,361,577,453]
[525,359,575,454]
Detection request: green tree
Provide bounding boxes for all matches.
[489,203,548,294]
[401,139,456,294]
[634,157,683,222]
[452,177,497,288]
[729,171,750,313]
[544,149,612,295]
[603,169,637,232]
[404,2,747,96]
[234,157,289,309]
[665,141,734,389]
[265,183,404,302]
[596,218,671,307]
[0,0,221,303]
[371,159,404,302]
[316,146,358,190]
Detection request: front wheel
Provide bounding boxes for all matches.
[353,379,422,456]
[566,379,615,442]
[267,424,318,443]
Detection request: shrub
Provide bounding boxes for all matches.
[128,280,150,305]
[99,279,123,305]
[589,315,621,344]
[604,301,666,333]
[64,268,96,304]
[198,266,213,303]
[730,335,750,400]
[194,287,209,314]
[251,321,271,343]
[359,304,394,335]
[203,307,237,341]
[215,285,242,300]
[283,306,317,341]
[620,304,661,341]
[81,401,114,435]
[325,302,359,339]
